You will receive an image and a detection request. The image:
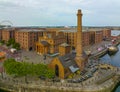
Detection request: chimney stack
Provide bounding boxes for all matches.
[76,9,83,57]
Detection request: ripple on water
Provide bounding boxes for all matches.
[100,44,120,92]
[115,86,120,92]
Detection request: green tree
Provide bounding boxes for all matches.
[6,38,20,50]
[12,42,20,50]
[45,69,55,78]
[0,40,5,45]
[3,59,55,78]
[6,42,11,46]
[8,38,15,45]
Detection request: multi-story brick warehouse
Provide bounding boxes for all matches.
[94,30,103,44]
[0,27,111,52]
[89,29,111,44]
[36,31,66,54]
[1,28,15,42]
[89,31,95,45]
[60,29,77,49]
[82,31,90,46]
[60,28,111,47]
[102,29,111,39]
[15,29,44,51]
[60,29,90,48]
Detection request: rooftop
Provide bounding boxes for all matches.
[59,29,89,33]
[58,52,77,68]
[17,29,45,32]
[40,41,50,46]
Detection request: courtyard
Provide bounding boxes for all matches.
[0,45,53,64]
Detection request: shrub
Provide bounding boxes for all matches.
[3,58,55,78]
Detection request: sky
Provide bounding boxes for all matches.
[0,0,120,26]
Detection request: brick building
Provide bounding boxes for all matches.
[49,52,79,79]
[89,31,95,45]
[60,29,77,49]
[36,31,66,54]
[1,28,15,42]
[82,31,90,46]
[15,29,44,51]
[95,30,103,44]
[102,29,111,39]
[59,43,71,56]
[60,29,90,48]
[89,29,111,44]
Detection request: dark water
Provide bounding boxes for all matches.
[100,44,120,92]
[100,49,120,67]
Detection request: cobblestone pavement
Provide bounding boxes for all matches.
[0,45,53,64]
[18,50,53,64]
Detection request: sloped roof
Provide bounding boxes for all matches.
[58,52,77,68]
[40,41,50,46]
[69,65,79,73]
[58,51,87,69]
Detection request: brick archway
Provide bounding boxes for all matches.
[55,64,59,77]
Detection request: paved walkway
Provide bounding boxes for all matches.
[19,50,53,64]
[84,41,111,55]
[0,45,53,64]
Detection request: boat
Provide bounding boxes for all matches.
[108,46,119,55]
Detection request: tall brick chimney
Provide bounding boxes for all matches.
[76,9,83,57]
[75,9,87,71]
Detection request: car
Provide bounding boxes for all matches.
[78,78,83,82]
[91,68,97,73]
[80,70,87,75]
[72,79,79,83]
[86,74,93,78]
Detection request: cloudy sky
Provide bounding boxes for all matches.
[0,0,120,26]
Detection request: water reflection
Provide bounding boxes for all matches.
[100,44,120,92]
[100,45,120,67]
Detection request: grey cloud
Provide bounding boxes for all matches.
[0,0,120,26]
[0,1,20,8]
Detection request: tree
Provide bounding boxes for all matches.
[6,42,11,46]
[8,38,15,45]
[45,69,55,78]
[3,59,55,78]
[0,40,5,45]
[6,38,21,50]
[12,42,20,50]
